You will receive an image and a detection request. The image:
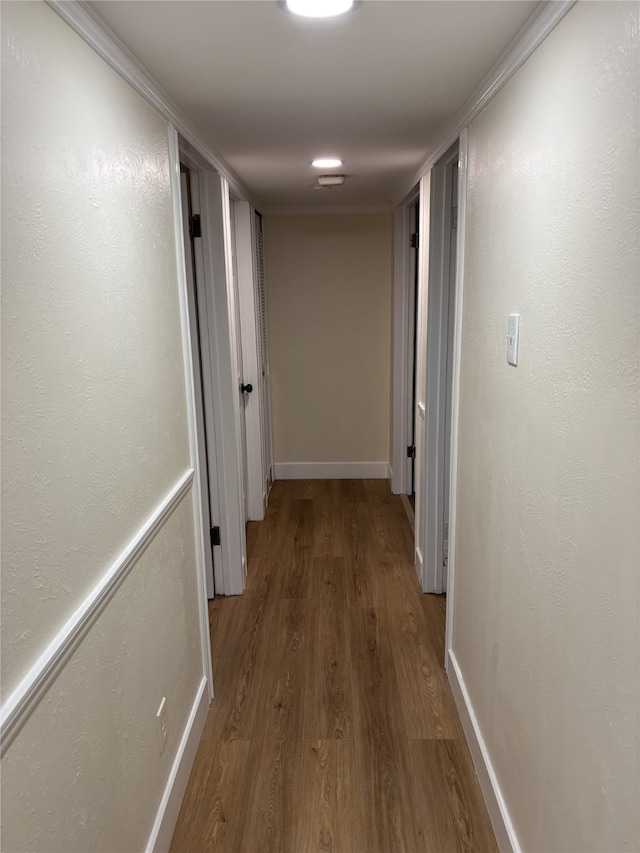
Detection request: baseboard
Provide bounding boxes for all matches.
[400,494,415,532]
[415,545,423,583]
[447,650,521,853]
[146,677,210,853]
[387,462,393,481]
[273,461,389,480]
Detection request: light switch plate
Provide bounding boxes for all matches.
[507,314,520,366]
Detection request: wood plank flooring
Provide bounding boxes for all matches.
[170,479,497,853]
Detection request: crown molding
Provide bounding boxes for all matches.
[46,1,576,225]
[395,0,576,204]
[47,1,253,204]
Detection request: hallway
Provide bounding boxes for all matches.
[170,480,497,852]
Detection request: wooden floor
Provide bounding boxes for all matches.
[170,480,497,853]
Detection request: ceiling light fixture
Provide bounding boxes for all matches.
[312,158,343,168]
[286,0,353,18]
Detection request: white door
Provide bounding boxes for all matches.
[254,212,274,495]
[228,200,250,525]
[233,202,272,520]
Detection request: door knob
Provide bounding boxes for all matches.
[241,383,253,394]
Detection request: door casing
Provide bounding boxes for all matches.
[421,140,460,595]
[180,164,217,598]
[392,184,420,496]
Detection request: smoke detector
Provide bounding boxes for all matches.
[316,174,345,188]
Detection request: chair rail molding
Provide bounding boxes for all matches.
[0,469,195,755]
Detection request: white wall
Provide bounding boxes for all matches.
[264,213,393,477]
[451,2,639,850]
[1,2,206,849]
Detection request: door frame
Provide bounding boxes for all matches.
[180,163,217,599]
[168,131,214,695]
[180,141,247,597]
[444,129,468,667]
[392,184,420,495]
[422,140,460,594]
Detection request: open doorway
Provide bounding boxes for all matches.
[408,198,420,501]
[392,185,421,502]
[179,156,269,600]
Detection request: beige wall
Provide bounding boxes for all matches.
[453,2,639,851]
[264,213,393,466]
[1,3,204,849]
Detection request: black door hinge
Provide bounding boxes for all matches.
[410,232,419,249]
[407,445,416,459]
[210,525,221,547]
[189,214,202,240]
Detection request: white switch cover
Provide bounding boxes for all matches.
[507,314,520,366]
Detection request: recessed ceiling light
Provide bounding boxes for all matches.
[286,0,353,18]
[312,158,343,168]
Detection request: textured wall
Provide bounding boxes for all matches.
[453,2,639,850]
[1,2,204,850]
[1,497,202,852]
[264,214,393,464]
[1,0,191,699]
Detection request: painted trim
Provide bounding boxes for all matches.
[274,462,389,480]
[400,495,415,533]
[414,545,424,582]
[146,677,210,853]
[395,0,576,205]
[391,198,409,495]
[447,650,520,853]
[168,129,214,697]
[46,1,251,204]
[262,204,393,217]
[47,0,574,216]
[445,129,468,666]
[179,160,215,600]
[422,141,459,596]
[417,402,426,420]
[387,462,393,481]
[0,469,195,755]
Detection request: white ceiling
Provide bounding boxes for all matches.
[88,0,541,211]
